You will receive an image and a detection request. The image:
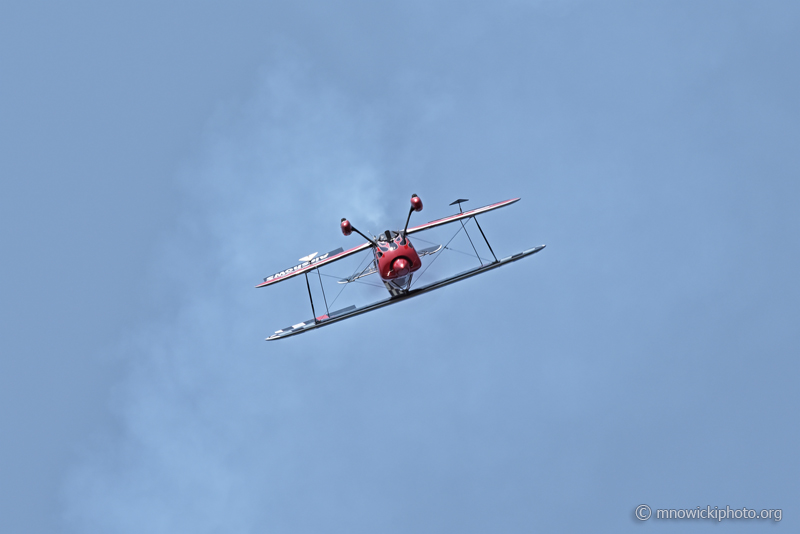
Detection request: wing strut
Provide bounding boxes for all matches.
[316,268,330,317]
[459,218,483,266]
[449,199,497,264]
[473,216,498,263]
[304,273,318,323]
[304,268,333,323]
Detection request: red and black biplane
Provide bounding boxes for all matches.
[257,195,545,340]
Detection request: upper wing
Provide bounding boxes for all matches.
[406,198,520,235]
[256,243,372,288]
[257,198,518,289]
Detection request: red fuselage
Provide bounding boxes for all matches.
[340,194,425,293]
[374,233,422,281]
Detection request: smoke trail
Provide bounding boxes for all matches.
[62,64,390,534]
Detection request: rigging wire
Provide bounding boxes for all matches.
[318,270,384,289]
[409,224,464,289]
[327,250,376,307]
[314,220,493,307]
[459,218,482,266]
[409,232,492,263]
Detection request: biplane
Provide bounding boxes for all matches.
[256,195,545,340]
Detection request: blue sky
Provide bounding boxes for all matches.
[1,2,798,532]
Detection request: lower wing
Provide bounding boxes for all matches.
[266,244,545,340]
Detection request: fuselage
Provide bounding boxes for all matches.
[340,194,425,295]
[374,231,422,288]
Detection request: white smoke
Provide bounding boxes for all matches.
[62,63,392,534]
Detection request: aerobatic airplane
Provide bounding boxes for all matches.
[256,195,545,340]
